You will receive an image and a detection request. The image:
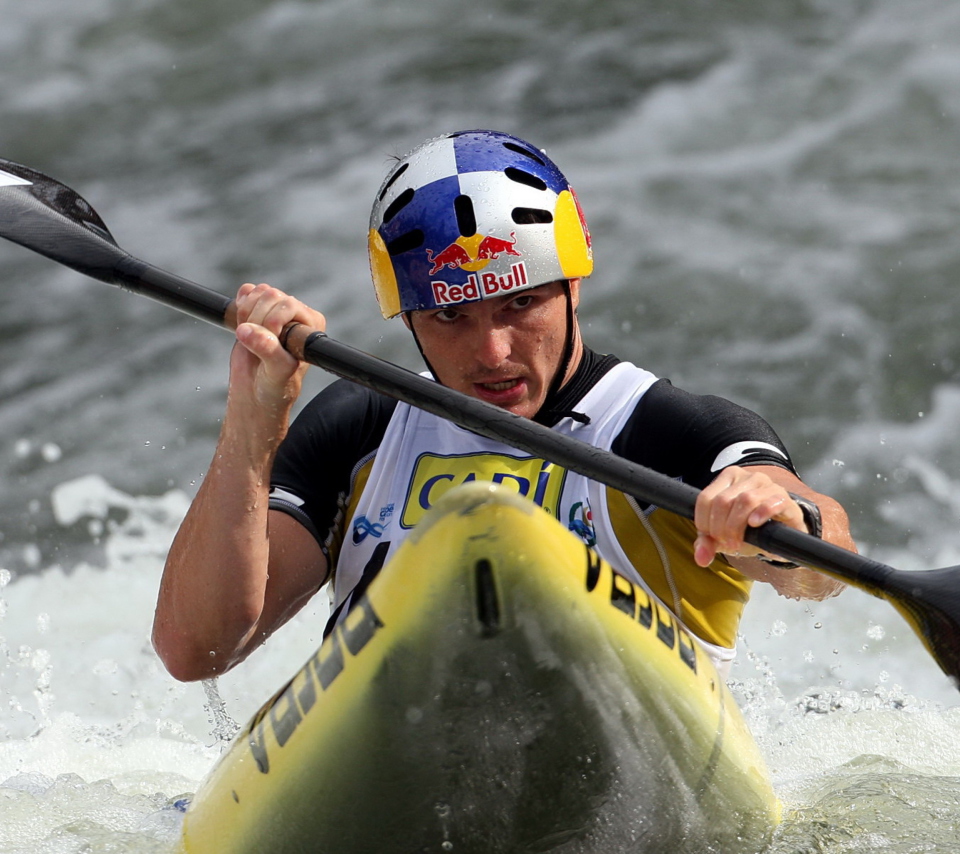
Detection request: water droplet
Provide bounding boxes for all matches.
[41,443,61,462]
[31,648,51,671]
[814,621,823,629]
[93,659,119,677]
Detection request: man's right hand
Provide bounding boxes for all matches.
[229,282,328,422]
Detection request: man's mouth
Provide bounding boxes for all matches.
[479,380,519,392]
[473,377,527,404]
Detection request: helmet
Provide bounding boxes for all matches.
[368,130,592,319]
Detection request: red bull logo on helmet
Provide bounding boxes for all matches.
[427,231,528,307]
[432,261,529,307]
[425,232,522,276]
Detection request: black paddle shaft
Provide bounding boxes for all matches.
[300,332,886,583]
[299,332,960,684]
[2,156,960,687]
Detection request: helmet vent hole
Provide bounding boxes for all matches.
[505,167,547,191]
[454,194,477,237]
[383,188,415,224]
[503,142,546,167]
[379,163,409,201]
[512,207,553,225]
[386,229,424,256]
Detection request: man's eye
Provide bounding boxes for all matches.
[435,309,460,322]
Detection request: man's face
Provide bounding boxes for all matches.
[406,280,581,420]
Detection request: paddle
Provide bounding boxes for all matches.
[2,158,960,689]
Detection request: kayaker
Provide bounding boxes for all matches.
[152,130,856,682]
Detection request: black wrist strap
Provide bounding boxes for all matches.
[756,493,823,569]
[789,492,823,539]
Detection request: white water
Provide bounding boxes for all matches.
[0,477,330,851]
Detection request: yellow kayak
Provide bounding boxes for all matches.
[178,482,779,853]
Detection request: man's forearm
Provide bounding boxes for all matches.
[152,409,282,680]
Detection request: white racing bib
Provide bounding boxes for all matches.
[331,362,660,617]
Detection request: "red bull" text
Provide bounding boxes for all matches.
[432,261,528,306]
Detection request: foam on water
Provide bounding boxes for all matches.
[0,475,330,851]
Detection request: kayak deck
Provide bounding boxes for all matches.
[179,482,778,853]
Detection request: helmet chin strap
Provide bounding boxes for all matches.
[544,280,575,399]
[406,316,438,381]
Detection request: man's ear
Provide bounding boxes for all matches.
[401,312,412,330]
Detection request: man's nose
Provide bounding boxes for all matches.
[475,323,512,368]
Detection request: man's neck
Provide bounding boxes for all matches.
[533,345,620,427]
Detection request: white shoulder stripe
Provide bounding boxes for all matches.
[269,486,306,508]
[710,441,788,473]
[0,170,32,188]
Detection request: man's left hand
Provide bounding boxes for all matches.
[693,465,807,568]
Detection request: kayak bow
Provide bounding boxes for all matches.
[179,483,779,854]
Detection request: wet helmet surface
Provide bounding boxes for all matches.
[368,130,592,318]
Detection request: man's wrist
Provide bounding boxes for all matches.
[756,493,822,569]
[789,492,823,539]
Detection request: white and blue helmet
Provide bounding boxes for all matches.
[368,130,593,318]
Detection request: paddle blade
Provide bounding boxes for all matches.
[0,157,236,326]
[883,566,960,686]
[0,158,126,283]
